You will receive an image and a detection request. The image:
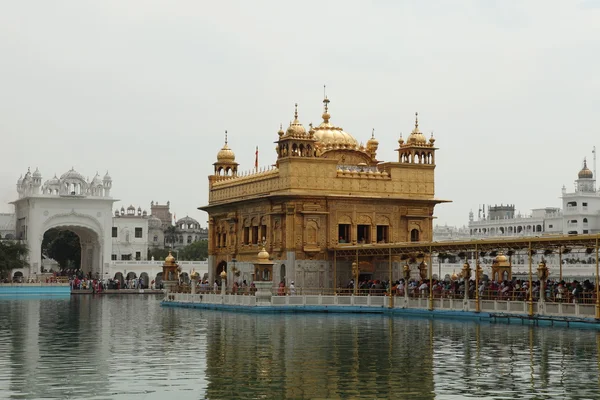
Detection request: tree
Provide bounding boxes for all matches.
[0,240,29,279]
[179,240,208,261]
[42,229,81,269]
[148,248,171,261]
[164,225,177,247]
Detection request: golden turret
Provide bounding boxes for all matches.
[406,112,427,145]
[216,131,236,162]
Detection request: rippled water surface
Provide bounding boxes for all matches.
[1,296,600,399]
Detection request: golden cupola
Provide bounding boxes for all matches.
[213,131,239,177]
[217,131,236,162]
[276,104,317,160]
[406,112,427,145]
[285,104,307,137]
[311,96,359,149]
[578,158,593,179]
[366,129,379,161]
[397,112,437,166]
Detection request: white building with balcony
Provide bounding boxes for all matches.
[468,158,599,238]
[111,205,149,261]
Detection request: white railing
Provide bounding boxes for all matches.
[111,260,208,266]
[165,293,597,319]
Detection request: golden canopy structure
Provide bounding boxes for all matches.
[162,251,179,282]
[491,252,512,282]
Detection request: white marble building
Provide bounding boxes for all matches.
[111,205,149,261]
[468,158,600,238]
[5,168,208,282]
[10,168,115,277]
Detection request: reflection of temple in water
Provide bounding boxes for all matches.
[203,313,436,399]
[203,313,600,399]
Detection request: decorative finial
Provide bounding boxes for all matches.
[415,112,419,129]
[323,96,330,113]
[225,130,228,144]
[371,128,375,139]
[294,103,298,120]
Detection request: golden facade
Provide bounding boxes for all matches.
[200,97,448,288]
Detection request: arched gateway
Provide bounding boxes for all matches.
[11,168,115,277]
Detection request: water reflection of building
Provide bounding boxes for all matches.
[203,313,436,399]
[201,99,448,287]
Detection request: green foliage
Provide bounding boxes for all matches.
[164,225,177,246]
[42,229,81,269]
[148,248,171,261]
[179,240,208,261]
[0,240,29,278]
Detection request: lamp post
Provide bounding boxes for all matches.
[528,243,534,317]
[462,261,471,305]
[220,269,227,296]
[352,261,359,296]
[403,264,410,302]
[537,259,549,303]
[231,257,237,284]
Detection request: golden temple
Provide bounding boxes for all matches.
[200,96,449,288]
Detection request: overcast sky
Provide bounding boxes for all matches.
[1,1,599,228]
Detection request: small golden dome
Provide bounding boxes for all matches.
[277,123,285,138]
[495,252,508,263]
[578,158,593,179]
[286,104,306,137]
[407,112,427,145]
[165,251,176,264]
[398,133,404,146]
[451,271,458,281]
[220,270,227,279]
[429,132,435,145]
[367,129,379,147]
[217,131,236,162]
[258,246,270,261]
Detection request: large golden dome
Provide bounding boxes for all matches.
[406,112,427,145]
[312,97,358,149]
[578,158,593,179]
[217,131,236,162]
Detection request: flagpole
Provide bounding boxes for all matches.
[255,146,259,173]
[593,146,597,192]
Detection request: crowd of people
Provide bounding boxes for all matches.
[389,277,598,303]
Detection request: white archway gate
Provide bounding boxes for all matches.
[43,224,101,276]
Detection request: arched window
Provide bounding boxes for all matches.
[187,235,192,244]
[583,218,588,223]
[410,229,419,242]
[153,235,158,242]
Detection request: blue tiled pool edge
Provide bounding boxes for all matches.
[0,285,71,296]
[161,301,600,330]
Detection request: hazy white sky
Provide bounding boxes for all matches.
[1,1,599,227]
